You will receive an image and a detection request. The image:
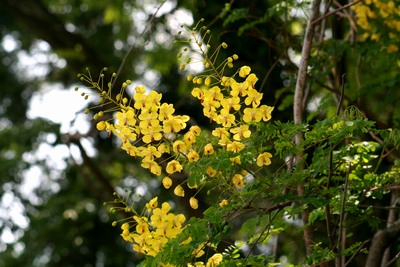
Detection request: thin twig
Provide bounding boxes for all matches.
[384,251,400,267]
[358,204,400,210]
[336,74,346,116]
[112,1,167,89]
[338,167,351,267]
[311,0,364,26]
[344,239,370,266]
[326,140,335,249]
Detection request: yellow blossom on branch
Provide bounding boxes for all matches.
[162,176,173,189]
[256,152,273,167]
[146,197,158,212]
[230,125,251,141]
[232,173,245,188]
[189,197,199,209]
[173,140,187,153]
[206,253,223,267]
[206,166,217,177]
[219,199,229,207]
[204,143,215,155]
[239,66,251,78]
[187,150,200,162]
[166,160,183,174]
[174,184,185,197]
[226,141,245,153]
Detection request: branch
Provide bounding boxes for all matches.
[366,219,400,267]
[293,0,322,256]
[66,134,115,199]
[293,0,322,125]
[311,0,364,26]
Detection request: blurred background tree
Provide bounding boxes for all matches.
[0,0,399,266]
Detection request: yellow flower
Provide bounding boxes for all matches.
[150,202,171,225]
[212,127,230,139]
[174,184,185,197]
[215,108,236,127]
[388,44,399,53]
[193,244,206,258]
[166,160,183,174]
[187,180,198,189]
[141,159,162,176]
[232,173,245,188]
[226,141,245,153]
[141,121,163,143]
[220,96,241,111]
[206,166,217,177]
[230,156,241,165]
[96,121,106,131]
[204,86,224,102]
[136,221,149,234]
[135,85,146,94]
[259,105,274,121]
[243,107,262,123]
[158,143,170,154]
[206,253,223,267]
[184,131,197,144]
[191,87,204,100]
[230,125,251,141]
[146,197,158,212]
[133,92,147,109]
[188,150,200,162]
[121,222,130,230]
[245,73,258,88]
[170,213,186,228]
[180,236,192,245]
[204,143,215,155]
[122,142,138,156]
[221,76,235,87]
[158,103,175,121]
[116,109,136,126]
[162,176,173,189]
[219,199,229,207]
[370,33,380,41]
[230,80,249,97]
[202,102,218,118]
[140,145,162,161]
[189,197,199,209]
[173,140,187,153]
[244,89,263,107]
[218,134,232,147]
[163,115,189,133]
[114,125,137,143]
[189,125,202,136]
[138,110,159,129]
[256,152,273,166]
[146,91,162,110]
[239,66,251,78]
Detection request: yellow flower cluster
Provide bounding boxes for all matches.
[192,66,273,126]
[94,69,273,195]
[117,197,223,266]
[96,85,191,176]
[80,21,276,267]
[120,197,186,257]
[191,66,274,188]
[352,0,400,52]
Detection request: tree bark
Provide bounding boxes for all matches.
[366,219,400,267]
[293,0,322,256]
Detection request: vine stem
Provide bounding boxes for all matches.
[293,0,322,256]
